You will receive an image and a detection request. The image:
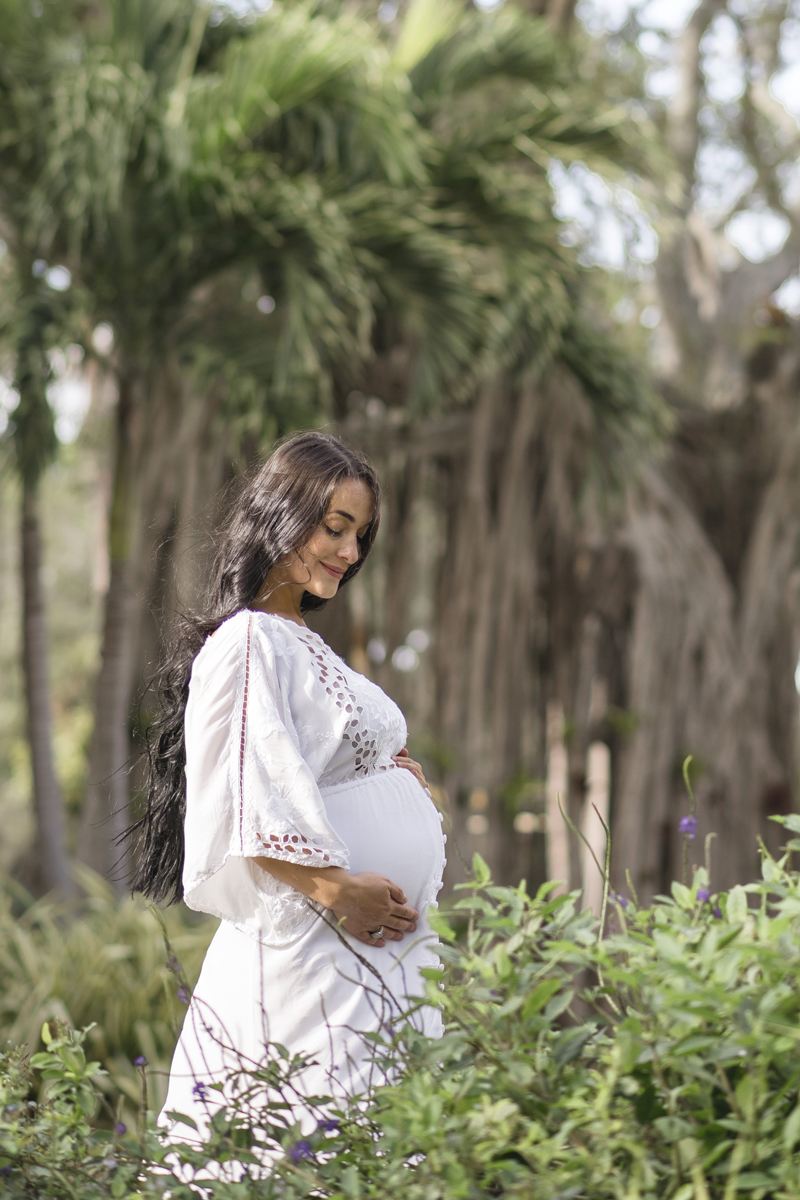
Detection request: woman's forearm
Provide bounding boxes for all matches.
[252,856,349,909]
[251,855,419,947]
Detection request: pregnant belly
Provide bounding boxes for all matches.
[320,768,445,915]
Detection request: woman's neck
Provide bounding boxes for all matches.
[251,584,307,627]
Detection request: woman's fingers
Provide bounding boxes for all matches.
[387,881,411,907]
[392,752,427,787]
[333,875,418,946]
[342,918,386,947]
[341,916,412,947]
[393,753,421,772]
[389,900,419,922]
[359,931,387,946]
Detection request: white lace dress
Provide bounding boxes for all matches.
[160,610,446,1139]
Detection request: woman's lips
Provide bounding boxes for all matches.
[321,563,345,579]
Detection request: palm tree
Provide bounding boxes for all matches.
[314,0,661,891]
[0,0,90,893]
[2,0,432,882]
[0,269,73,895]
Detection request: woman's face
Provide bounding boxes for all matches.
[285,477,375,601]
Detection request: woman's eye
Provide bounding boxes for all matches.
[324,525,343,538]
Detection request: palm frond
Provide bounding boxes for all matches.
[188,5,425,187]
[407,8,559,108]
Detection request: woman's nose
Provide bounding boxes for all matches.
[340,535,360,565]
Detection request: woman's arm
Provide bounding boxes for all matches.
[252,858,418,948]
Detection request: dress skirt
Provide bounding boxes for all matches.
[160,767,446,1141]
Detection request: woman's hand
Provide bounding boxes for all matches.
[324,871,419,948]
[392,747,427,788]
[252,859,418,949]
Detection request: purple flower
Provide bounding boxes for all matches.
[612,893,628,909]
[289,1140,313,1162]
[133,1056,147,1067]
[114,1122,127,1135]
[177,986,190,1005]
[192,1082,208,1101]
[679,815,698,840]
[0,1166,12,1175]
[714,905,723,919]
[317,1118,339,1132]
[165,955,182,974]
[697,888,711,903]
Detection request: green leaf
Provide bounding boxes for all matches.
[671,881,694,910]
[771,814,800,832]
[341,1164,361,1198]
[393,0,462,73]
[522,977,562,1019]
[472,853,491,884]
[761,855,783,882]
[726,886,748,924]
[428,911,456,943]
[507,1060,534,1086]
[544,989,574,1021]
[164,1111,198,1131]
[653,1116,694,1142]
[783,1104,800,1151]
[616,1028,644,1073]
[553,1024,593,1065]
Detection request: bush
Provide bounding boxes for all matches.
[0,868,215,1120]
[4,841,800,1196]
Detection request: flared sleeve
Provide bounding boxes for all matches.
[181,610,349,946]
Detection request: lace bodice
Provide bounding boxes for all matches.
[181,610,410,945]
[287,620,407,787]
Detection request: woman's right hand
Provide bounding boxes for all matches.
[325,871,419,948]
[252,858,418,949]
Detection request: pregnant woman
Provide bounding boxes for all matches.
[129,431,445,1150]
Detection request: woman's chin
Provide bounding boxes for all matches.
[308,576,340,600]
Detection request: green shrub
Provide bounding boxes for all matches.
[0,867,215,1118]
[5,844,800,1196]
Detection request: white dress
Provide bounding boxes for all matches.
[160,610,446,1141]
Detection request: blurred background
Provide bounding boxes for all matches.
[1,0,800,1110]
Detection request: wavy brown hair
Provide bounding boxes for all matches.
[126,431,381,904]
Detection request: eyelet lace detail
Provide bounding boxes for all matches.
[254,830,331,864]
[297,632,382,776]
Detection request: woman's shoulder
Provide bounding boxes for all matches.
[189,610,249,690]
[251,611,312,665]
[190,610,303,688]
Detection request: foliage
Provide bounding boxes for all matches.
[6,845,800,1194]
[377,0,656,412]
[0,868,215,1119]
[0,0,656,413]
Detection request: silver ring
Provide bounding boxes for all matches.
[368,927,384,939]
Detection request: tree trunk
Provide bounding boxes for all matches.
[79,373,145,887]
[614,351,800,900]
[340,326,800,906]
[20,479,72,895]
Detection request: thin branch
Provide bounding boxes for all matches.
[667,0,727,197]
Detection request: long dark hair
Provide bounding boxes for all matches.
[127,431,381,905]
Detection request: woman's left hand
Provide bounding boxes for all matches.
[392,747,427,789]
